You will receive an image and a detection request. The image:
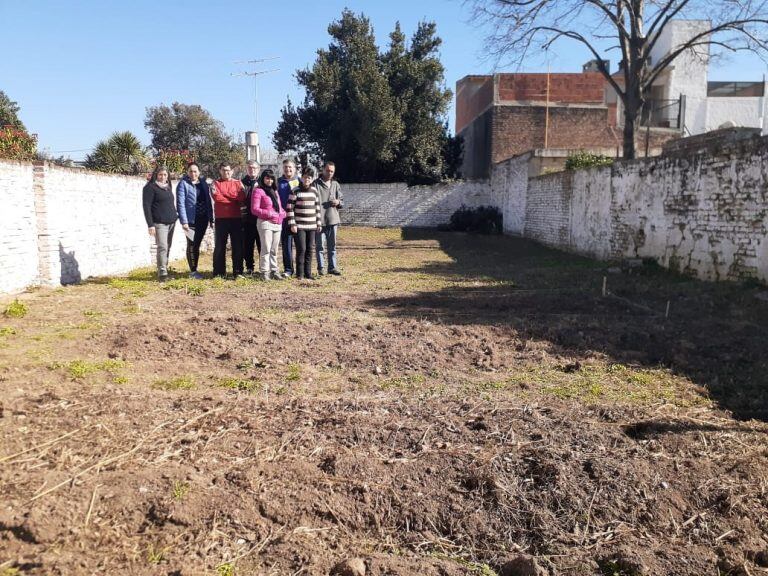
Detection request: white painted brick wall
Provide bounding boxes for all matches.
[37,164,188,285]
[0,160,37,293]
[341,181,494,228]
[495,136,768,283]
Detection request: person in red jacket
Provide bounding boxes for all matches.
[212,162,246,278]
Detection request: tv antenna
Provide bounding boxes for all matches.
[231,57,280,133]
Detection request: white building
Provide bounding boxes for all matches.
[616,20,767,136]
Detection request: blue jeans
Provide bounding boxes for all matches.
[316,225,338,271]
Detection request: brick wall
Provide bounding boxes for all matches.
[341,181,495,228]
[497,73,606,104]
[0,162,191,292]
[35,163,188,285]
[524,172,573,246]
[490,152,530,235]
[456,76,494,134]
[491,106,619,164]
[0,160,37,293]
[494,132,768,283]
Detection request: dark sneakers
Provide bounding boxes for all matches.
[329,269,342,276]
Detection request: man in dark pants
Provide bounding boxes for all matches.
[176,162,213,279]
[241,160,261,275]
[277,158,300,277]
[212,163,246,278]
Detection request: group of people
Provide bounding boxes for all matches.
[141,158,343,282]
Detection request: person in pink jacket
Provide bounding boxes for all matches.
[250,168,286,281]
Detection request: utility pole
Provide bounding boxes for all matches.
[232,57,279,163]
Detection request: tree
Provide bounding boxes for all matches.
[470,1,768,159]
[144,102,245,176]
[0,90,26,131]
[273,10,460,183]
[85,131,150,175]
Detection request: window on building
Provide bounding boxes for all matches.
[707,81,765,97]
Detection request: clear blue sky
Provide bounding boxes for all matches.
[1,0,765,160]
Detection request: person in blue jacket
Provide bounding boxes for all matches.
[176,162,213,279]
[277,158,300,277]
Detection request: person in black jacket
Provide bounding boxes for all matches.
[142,165,177,281]
[241,160,261,275]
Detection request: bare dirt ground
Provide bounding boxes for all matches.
[1,227,767,576]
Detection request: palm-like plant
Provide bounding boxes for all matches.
[85,131,150,175]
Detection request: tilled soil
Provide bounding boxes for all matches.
[1,227,767,575]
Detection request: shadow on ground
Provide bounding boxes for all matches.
[370,228,768,421]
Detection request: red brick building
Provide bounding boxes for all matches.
[457,72,626,178]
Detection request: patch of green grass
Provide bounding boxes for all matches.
[83,310,103,318]
[113,375,129,384]
[3,299,28,318]
[506,362,702,407]
[108,278,149,297]
[217,563,236,576]
[146,544,169,565]
[378,373,426,391]
[286,363,301,382]
[215,377,261,393]
[0,327,16,337]
[50,359,127,380]
[172,480,190,501]
[164,278,206,296]
[153,376,195,391]
[0,568,22,576]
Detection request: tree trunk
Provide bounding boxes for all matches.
[622,96,639,160]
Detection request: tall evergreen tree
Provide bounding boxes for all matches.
[274,10,460,183]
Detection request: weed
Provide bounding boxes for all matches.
[172,480,190,501]
[286,363,301,382]
[113,375,129,384]
[216,377,261,393]
[51,359,127,380]
[0,327,16,337]
[379,373,426,391]
[83,310,103,318]
[217,563,236,576]
[3,299,28,318]
[164,278,206,296]
[153,376,195,391]
[146,544,168,565]
[108,278,149,297]
[0,568,21,576]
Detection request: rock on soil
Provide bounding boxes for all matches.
[499,554,547,576]
[331,557,366,576]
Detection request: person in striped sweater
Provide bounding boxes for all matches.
[286,166,322,280]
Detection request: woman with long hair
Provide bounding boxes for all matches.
[142,165,177,281]
[250,168,286,281]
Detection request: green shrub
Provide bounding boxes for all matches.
[0,127,37,160]
[565,151,614,171]
[444,205,503,235]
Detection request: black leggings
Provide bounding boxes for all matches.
[293,229,316,278]
[185,218,208,272]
